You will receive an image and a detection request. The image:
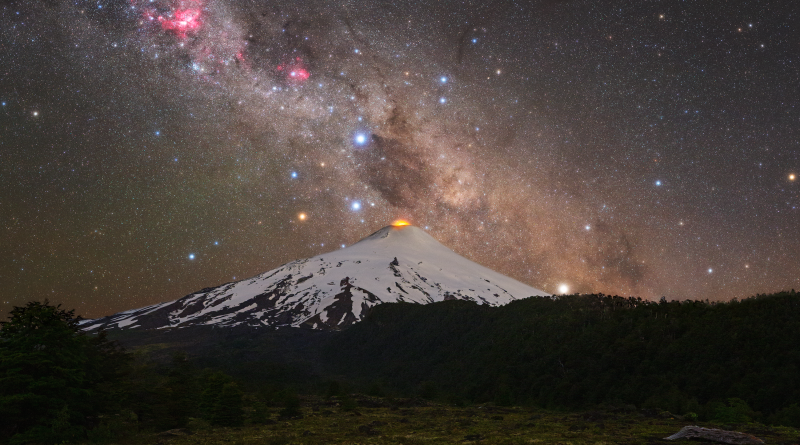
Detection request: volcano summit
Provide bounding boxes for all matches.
[80,225,549,331]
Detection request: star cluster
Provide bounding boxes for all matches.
[1,0,797,317]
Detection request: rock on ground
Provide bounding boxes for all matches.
[664,426,764,444]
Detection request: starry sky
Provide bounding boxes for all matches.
[1,0,798,319]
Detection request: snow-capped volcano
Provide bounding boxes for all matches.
[80,225,549,331]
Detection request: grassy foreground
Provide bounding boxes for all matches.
[85,398,800,445]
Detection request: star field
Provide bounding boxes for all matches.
[1,0,798,318]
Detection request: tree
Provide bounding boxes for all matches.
[212,382,244,427]
[0,300,129,444]
[199,371,232,420]
[197,371,245,427]
[162,353,198,428]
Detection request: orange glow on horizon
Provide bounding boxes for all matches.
[392,219,411,226]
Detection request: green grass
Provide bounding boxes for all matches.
[82,399,800,445]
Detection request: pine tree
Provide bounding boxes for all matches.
[164,353,198,427]
[211,382,244,427]
[199,371,230,420]
[0,300,129,444]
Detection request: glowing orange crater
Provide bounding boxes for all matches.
[392,219,411,227]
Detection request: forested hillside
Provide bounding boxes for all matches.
[324,291,800,422]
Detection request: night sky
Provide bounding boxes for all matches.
[1,0,798,319]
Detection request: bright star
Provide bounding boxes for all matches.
[354,133,368,145]
[351,201,362,211]
[558,284,569,294]
[440,76,447,83]
[188,253,196,260]
[789,173,796,181]
[585,225,591,231]
[708,268,713,274]
[439,97,447,104]
[290,171,298,178]
[655,180,662,186]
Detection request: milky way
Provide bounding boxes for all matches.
[1,0,798,318]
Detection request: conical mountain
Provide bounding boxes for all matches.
[80,224,549,331]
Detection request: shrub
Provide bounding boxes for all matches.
[769,404,800,428]
[339,393,357,412]
[712,398,755,424]
[366,382,385,397]
[279,393,303,418]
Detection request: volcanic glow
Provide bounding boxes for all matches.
[392,220,411,226]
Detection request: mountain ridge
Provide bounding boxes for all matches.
[79,224,549,331]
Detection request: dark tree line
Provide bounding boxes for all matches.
[323,291,800,425]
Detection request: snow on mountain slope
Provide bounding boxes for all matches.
[79,225,549,331]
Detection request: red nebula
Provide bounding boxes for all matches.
[289,68,310,81]
[279,57,311,84]
[158,1,203,37]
